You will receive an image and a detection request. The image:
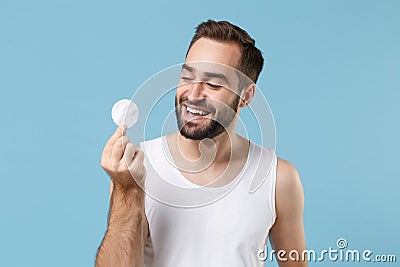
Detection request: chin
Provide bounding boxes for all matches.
[180,125,225,141]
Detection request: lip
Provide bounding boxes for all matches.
[183,103,211,114]
[182,104,212,122]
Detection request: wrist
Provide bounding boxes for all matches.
[111,175,142,192]
[112,182,145,206]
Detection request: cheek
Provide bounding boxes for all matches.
[212,91,237,105]
[176,84,190,101]
[175,89,184,103]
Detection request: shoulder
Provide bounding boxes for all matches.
[275,157,304,216]
[141,136,164,146]
[276,157,301,188]
[140,136,164,151]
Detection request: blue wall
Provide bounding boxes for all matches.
[0,0,398,266]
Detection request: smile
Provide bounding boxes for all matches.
[183,104,212,122]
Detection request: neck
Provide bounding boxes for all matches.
[175,127,238,165]
[166,124,251,186]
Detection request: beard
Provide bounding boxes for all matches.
[175,95,240,140]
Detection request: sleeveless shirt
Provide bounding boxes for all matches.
[141,136,277,267]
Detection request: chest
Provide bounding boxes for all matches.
[146,188,272,249]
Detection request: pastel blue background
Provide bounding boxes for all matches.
[0,0,399,266]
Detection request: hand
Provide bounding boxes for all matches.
[101,126,146,191]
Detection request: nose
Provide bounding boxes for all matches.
[187,81,205,100]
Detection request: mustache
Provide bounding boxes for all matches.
[177,97,216,113]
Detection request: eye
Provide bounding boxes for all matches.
[205,82,222,89]
[181,76,193,81]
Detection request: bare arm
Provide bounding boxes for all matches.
[269,158,307,267]
[95,126,149,267]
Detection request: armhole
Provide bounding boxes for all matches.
[270,152,278,225]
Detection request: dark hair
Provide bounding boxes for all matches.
[186,20,264,83]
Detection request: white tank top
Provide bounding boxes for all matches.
[141,136,277,267]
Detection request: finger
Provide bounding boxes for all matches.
[102,125,127,159]
[123,143,138,165]
[129,150,145,180]
[111,135,130,161]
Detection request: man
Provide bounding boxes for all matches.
[96,20,307,267]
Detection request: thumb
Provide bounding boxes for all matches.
[103,125,127,158]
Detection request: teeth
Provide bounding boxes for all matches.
[186,106,207,116]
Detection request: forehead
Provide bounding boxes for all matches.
[185,38,242,68]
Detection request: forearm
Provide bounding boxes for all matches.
[95,186,146,267]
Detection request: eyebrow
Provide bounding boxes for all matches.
[182,64,231,86]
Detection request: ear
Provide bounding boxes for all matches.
[239,84,255,108]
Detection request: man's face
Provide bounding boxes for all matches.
[175,38,243,140]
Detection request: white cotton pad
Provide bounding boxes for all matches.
[111,99,139,128]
